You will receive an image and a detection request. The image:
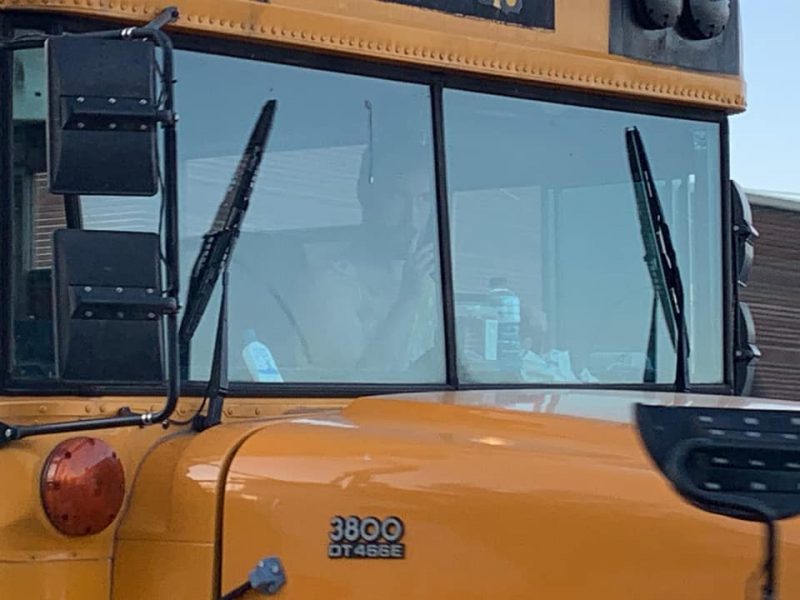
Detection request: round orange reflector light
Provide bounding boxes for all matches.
[40,437,125,536]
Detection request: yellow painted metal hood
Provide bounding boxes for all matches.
[221,390,800,598]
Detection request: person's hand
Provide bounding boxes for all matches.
[400,241,436,301]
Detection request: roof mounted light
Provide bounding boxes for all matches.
[678,0,731,40]
[633,0,683,29]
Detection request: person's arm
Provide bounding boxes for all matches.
[358,242,436,370]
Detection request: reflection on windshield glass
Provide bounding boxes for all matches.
[444,90,723,385]
[172,53,446,384]
[10,44,723,388]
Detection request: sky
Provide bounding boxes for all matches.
[729,1,800,194]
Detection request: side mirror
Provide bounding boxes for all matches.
[731,181,760,396]
[0,19,182,444]
[53,229,172,382]
[46,36,158,196]
[731,180,758,286]
[734,302,761,396]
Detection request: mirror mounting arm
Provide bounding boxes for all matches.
[157,109,178,126]
[145,6,180,31]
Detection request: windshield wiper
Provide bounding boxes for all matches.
[625,127,689,392]
[178,100,276,429]
[179,100,276,357]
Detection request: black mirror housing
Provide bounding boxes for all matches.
[53,229,167,383]
[731,180,758,286]
[46,36,159,196]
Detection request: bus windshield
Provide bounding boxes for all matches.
[10,46,723,388]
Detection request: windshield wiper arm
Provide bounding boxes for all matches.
[625,127,689,392]
[178,100,276,370]
[177,101,276,431]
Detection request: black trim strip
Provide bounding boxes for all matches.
[0,380,733,398]
[720,115,735,393]
[0,15,13,388]
[64,194,83,229]
[456,382,732,394]
[0,380,453,398]
[431,84,458,387]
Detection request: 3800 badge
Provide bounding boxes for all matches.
[328,515,406,559]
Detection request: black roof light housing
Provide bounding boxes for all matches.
[610,0,740,75]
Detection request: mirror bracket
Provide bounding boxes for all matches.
[60,95,159,133]
[144,6,180,31]
[68,285,178,321]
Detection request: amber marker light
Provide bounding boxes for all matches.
[40,437,125,536]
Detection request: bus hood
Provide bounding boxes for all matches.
[221,390,800,598]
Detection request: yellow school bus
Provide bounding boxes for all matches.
[0,0,797,599]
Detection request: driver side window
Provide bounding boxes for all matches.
[11,49,66,378]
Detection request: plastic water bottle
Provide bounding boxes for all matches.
[489,277,521,373]
[242,329,283,383]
